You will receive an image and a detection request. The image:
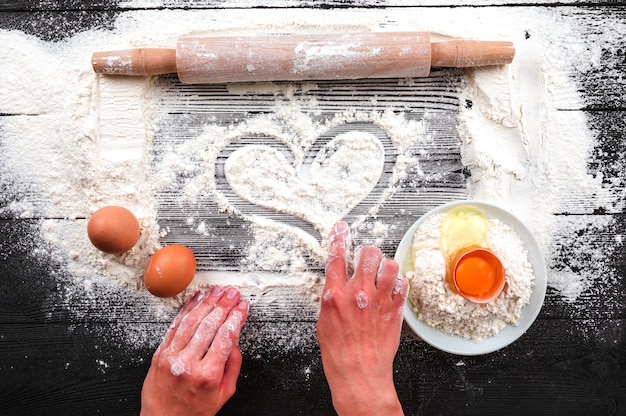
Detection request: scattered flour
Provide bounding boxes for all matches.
[407,213,534,342]
[0,7,622,348]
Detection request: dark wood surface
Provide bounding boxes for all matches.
[1,2,625,416]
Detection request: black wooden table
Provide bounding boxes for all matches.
[0,2,625,415]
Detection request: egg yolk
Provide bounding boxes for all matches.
[455,254,496,296]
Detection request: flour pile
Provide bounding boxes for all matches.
[0,8,622,348]
[407,213,534,342]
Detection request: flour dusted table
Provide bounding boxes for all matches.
[0,2,624,415]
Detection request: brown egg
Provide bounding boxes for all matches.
[143,244,197,298]
[87,206,141,254]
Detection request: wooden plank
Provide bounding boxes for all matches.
[563,7,626,110]
[1,9,624,219]
[5,109,621,221]
[395,318,626,416]
[0,10,120,41]
[0,323,149,416]
[1,225,623,328]
[0,0,622,11]
[0,6,623,111]
[0,318,623,415]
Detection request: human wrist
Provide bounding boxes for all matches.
[331,382,403,416]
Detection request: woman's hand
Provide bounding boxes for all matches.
[140,286,249,416]
[316,221,408,416]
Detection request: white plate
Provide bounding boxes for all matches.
[395,200,547,356]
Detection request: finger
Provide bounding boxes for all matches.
[169,285,225,353]
[388,276,409,329]
[221,346,243,397]
[181,288,242,360]
[352,245,382,290]
[375,257,400,296]
[392,275,410,306]
[322,222,351,308]
[158,290,205,353]
[325,221,350,283]
[203,300,248,371]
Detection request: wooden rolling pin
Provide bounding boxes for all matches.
[92,32,514,84]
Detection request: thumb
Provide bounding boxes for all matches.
[221,346,243,396]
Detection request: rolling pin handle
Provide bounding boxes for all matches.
[430,40,515,68]
[91,48,177,76]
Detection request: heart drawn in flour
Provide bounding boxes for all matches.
[223,130,386,235]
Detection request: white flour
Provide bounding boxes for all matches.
[0,8,622,348]
[225,131,385,236]
[407,213,534,342]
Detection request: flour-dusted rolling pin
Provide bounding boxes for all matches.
[92,32,514,84]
